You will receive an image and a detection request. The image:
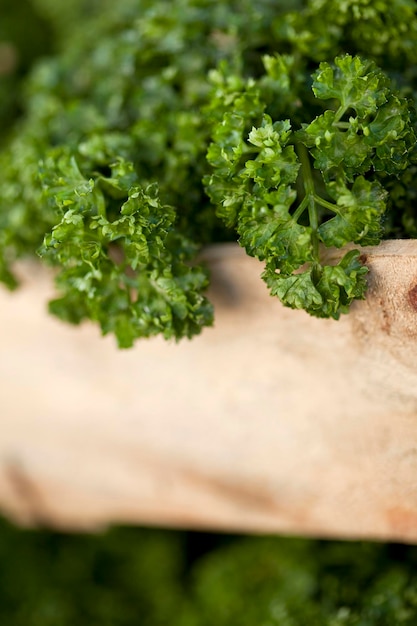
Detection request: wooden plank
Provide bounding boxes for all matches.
[1,241,417,541]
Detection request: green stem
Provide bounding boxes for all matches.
[296,142,319,258]
[292,194,310,222]
[313,194,339,213]
[93,188,107,218]
[333,104,348,124]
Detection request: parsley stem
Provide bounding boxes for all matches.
[296,142,319,257]
[296,143,315,196]
[313,194,339,213]
[334,104,348,124]
[94,188,107,218]
[292,194,310,222]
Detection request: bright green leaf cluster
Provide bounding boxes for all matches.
[300,56,415,180]
[206,53,415,318]
[38,153,213,347]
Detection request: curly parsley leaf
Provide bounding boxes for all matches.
[311,55,389,116]
[297,55,415,182]
[207,53,416,318]
[318,177,387,248]
[263,250,369,319]
[38,153,213,348]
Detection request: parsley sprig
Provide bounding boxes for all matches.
[205,54,415,318]
[38,153,213,347]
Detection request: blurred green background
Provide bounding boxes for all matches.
[0,515,417,625]
[1,516,417,625]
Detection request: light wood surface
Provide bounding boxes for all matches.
[1,241,417,541]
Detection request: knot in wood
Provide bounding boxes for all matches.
[408,283,417,311]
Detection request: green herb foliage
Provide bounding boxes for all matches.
[205,54,415,317]
[2,0,417,343]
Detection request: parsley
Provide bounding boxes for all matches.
[1,0,417,344]
[206,54,415,318]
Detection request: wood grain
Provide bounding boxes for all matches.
[1,241,417,541]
